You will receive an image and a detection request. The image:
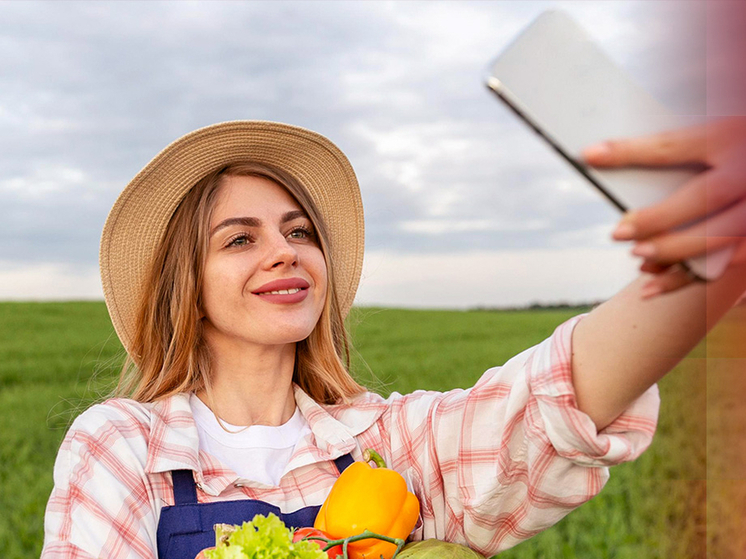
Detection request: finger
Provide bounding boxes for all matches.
[639,259,672,275]
[732,238,746,265]
[612,165,746,241]
[629,198,746,263]
[633,235,742,265]
[582,123,708,168]
[640,266,696,299]
[704,117,746,165]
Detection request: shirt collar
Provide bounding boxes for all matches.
[283,385,388,473]
[143,385,388,493]
[144,393,199,476]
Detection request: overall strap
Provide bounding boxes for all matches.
[158,454,356,559]
[333,453,355,474]
[171,470,199,505]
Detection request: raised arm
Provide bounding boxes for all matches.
[571,264,746,430]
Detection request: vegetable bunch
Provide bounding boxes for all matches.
[203,513,408,559]
[204,514,327,559]
[203,448,421,559]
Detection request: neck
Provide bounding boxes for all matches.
[197,338,297,427]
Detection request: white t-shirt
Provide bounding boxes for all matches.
[189,393,311,486]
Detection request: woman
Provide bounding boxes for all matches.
[42,120,746,559]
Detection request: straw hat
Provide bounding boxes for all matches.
[100,121,364,356]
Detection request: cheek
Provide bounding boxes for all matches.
[307,249,328,302]
[200,257,241,315]
[202,258,221,292]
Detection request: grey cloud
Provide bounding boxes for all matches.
[0,0,705,275]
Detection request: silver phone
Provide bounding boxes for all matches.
[485,9,733,281]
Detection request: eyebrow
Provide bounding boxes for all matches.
[210,210,308,238]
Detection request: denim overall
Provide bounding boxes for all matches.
[156,454,355,559]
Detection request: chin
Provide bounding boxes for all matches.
[262,322,317,345]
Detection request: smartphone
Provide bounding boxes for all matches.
[484,9,734,281]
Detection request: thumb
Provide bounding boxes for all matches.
[582,124,708,168]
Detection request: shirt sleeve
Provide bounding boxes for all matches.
[41,404,159,559]
[372,313,660,556]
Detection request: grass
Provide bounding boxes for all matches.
[1,301,743,558]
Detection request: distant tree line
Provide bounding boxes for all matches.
[469,301,604,312]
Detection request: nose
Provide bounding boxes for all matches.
[264,231,299,270]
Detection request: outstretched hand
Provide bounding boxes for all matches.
[582,117,746,298]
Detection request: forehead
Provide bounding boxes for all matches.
[211,174,302,221]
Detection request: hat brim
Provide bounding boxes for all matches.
[100,121,364,356]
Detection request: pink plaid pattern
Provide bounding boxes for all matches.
[42,315,659,558]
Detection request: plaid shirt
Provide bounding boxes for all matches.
[42,315,659,558]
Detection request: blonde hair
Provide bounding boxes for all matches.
[115,161,366,405]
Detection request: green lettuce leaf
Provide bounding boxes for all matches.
[204,513,327,559]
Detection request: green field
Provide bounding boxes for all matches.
[1,301,743,558]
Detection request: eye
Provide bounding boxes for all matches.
[225,233,254,248]
[288,226,315,241]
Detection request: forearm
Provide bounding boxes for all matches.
[571,261,746,431]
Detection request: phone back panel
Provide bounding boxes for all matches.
[487,9,728,279]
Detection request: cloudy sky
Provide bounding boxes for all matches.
[0,1,711,308]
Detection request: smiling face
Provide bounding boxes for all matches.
[201,174,328,353]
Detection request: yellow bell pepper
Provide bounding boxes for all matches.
[315,449,420,559]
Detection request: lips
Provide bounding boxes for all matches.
[252,277,310,295]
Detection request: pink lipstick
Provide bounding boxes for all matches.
[252,278,310,304]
